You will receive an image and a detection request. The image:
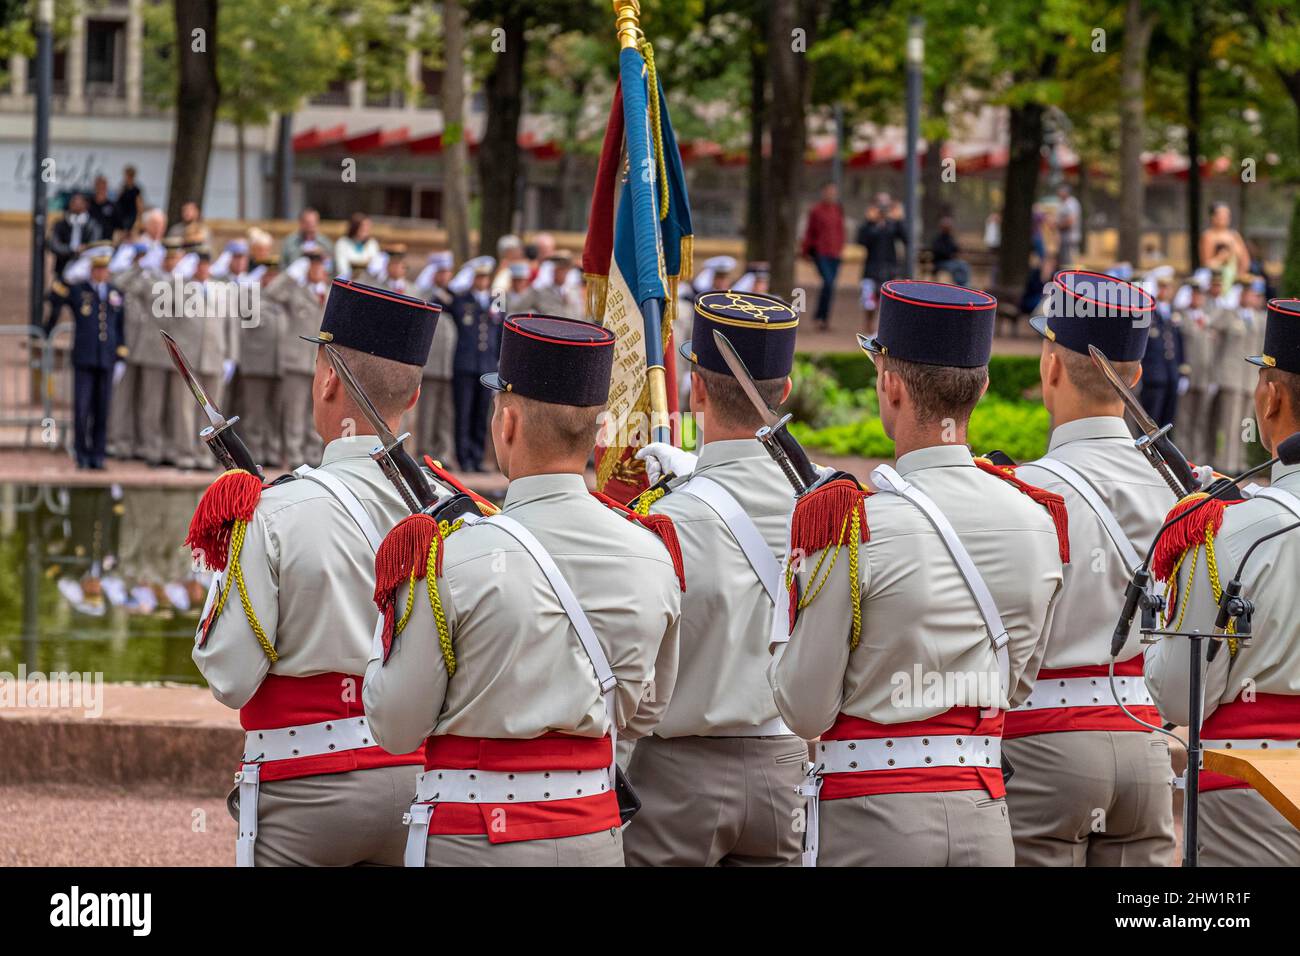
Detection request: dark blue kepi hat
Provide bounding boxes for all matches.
[680,291,799,380]
[1029,270,1155,361]
[301,278,440,366]
[482,314,615,406]
[1248,299,1300,374]
[857,279,996,368]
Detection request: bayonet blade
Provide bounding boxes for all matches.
[713,331,780,428]
[323,344,401,449]
[160,330,225,428]
[1088,344,1163,438]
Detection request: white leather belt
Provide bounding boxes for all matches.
[1202,738,1300,752]
[413,766,614,804]
[1014,675,1154,712]
[242,717,377,763]
[814,733,1001,774]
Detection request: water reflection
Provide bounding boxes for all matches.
[0,484,207,685]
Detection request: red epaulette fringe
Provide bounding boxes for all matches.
[185,469,263,572]
[974,459,1071,564]
[592,491,686,592]
[788,478,869,559]
[373,513,442,661]
[1152,493,1231,583]
[423,455,498,514]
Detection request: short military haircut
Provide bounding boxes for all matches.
[501,392,603,458]
[696,367,786,430]
[1263,366,1300,420]
[1053,342,1139,406]
[879,354,987,426]
[329,344,421,420]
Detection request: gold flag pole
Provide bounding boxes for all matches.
[614,0,643,50]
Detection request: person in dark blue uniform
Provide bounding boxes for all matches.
[60,253,127,469]
[1138,273,1186,429]
[451,258,502,472]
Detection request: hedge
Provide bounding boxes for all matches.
[795,351,1043,402]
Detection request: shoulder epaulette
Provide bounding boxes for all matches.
[786,477,869,648]
[1152,492,1238,584]
[974,458,1070,564]
[592,490,686,592]
[187,469,276,661]
[373,511,467,670]
[422,454,499,515]
[627,476,674,515]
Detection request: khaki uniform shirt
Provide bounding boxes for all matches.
[1212,308,1267,394]
[1016,416,1177,667]
[364,473,682,756]
[117,264,171,370]
[276,279,328,376]
[193,436,451,709]
[649,440,796,737]
[237,274,287,377]
[771,444,1064,739]
[1145,462,1300,726]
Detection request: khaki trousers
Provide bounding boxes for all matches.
[135,366,171,465]
[623,734,807,867]
[237,375,281,466]
[413,377,455,466]
[1175,387,1213,466]
[1003,731,1176,867]
[279,372,315,467]
[1198,788,1300,867]
[1215,389,1252,472]
[166,372,219,468]
[107,362,139,457]
[227,764,419,867]
[423,827,624,867]
[820,789,1015,866]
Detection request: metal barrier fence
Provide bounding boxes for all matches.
[0,322,74,452]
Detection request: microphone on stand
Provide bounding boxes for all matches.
[1110,432,1300,658]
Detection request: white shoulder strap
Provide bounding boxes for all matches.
[870,463,1010,698]
[1027,457,1141,575]
[294,464,384,552]
[464,512,619,760]
[1244,483,1300,522]
[679,475,783,605]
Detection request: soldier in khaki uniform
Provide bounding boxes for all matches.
[191,279,449,866]
[1146,297,1300,866]
[771,279,1066,867]
[236,256,287,466]
[1211,281,1267,471]
[623,291,806,867]
[411,251,456,464]
[1004,270,1177,866]
[119,237,185,466]
[1175,282,1216,465]
[107,208,166,459]
[364,314,683,867]
[375,243,412,295]
[162,248,236,469]
[277,243,330,467]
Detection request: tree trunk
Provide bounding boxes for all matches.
[1118,0,1154,266]
[1185,3,1202,271]
[744,35,768,264]
[441,0,471,261]
[476,16,526,257]
[920,83,949,241]
[166,0,220,224]
[997,102,1045,294]
[236,121,246,221]
[766,0,821,301]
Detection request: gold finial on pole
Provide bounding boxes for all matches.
[613,0,643,50]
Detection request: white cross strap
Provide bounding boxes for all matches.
[294,464,384,551]
[1244,483,1300,522]
[1027,457,1140,574]
[679,475,784,605]
[870,463,1010,698]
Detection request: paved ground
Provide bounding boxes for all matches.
[0,783,234,867]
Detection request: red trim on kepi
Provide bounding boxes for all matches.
[300,278,441,367]
[482,312,615,406]
[860,279,997,368]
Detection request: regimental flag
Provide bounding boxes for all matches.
[583,40,693,502]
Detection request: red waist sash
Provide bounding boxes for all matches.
[1199,693,1300,793]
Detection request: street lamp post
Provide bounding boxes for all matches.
[29,0,54,332]
[904,16,923,279]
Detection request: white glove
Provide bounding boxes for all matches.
[222,359,237,384]
[112,361,127,386]
[635,442,698,484]
[1177,376,1190,396]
